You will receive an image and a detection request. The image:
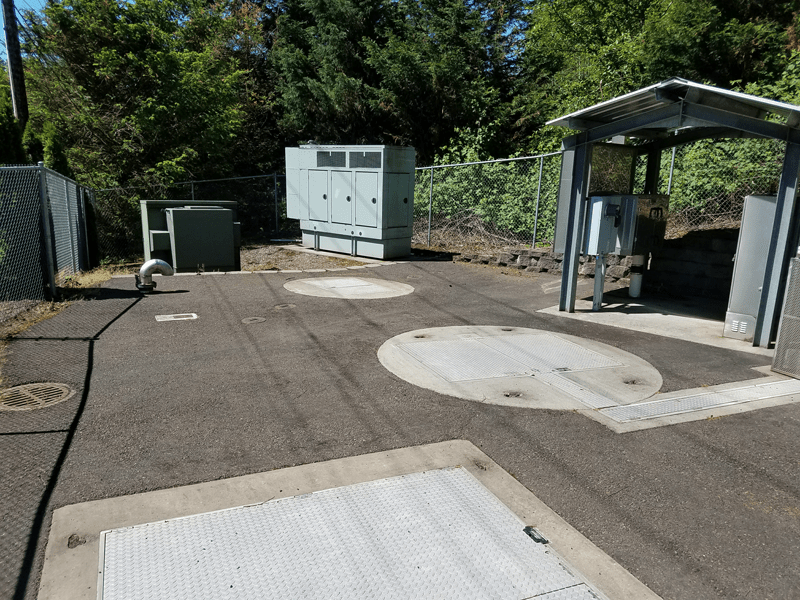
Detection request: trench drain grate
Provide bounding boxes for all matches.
[0,383,76,411]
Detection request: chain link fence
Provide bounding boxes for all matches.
[413,153,562,254]
[413,138,786,254]
[642,138,784,237]
[0,164,91,323]
[92,174,290,264]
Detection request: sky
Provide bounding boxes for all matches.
[1,0,48,63]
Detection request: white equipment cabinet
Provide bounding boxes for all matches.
[285,144,415,259]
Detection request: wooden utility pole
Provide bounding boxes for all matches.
[2,0,28,128]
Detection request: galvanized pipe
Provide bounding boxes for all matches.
[135,259,174,293]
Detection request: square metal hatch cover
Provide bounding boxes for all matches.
[98,467,602,600]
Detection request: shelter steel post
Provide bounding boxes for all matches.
[754,141,800,347]
[558,135,592,312]
[532,156,543,247]
[274,173,279,234]
[427,169,433,246]
[644,147,661,194]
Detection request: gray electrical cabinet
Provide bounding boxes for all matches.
[562,194,669,256]
[140,200,241,272]
[724,194,778,341]
[285,144,415,259]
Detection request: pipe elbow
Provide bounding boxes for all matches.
[136,259,174,292]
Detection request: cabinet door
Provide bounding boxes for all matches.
[308,170,328,222]
[331,170,353,225]
[355,171,378,228]
[386,174,412,228]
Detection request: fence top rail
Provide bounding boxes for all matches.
[416,151,562,171]
[97,173,284,192]
[1,163,88,187]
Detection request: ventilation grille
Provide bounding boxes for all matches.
[349,152,382,169]
[773,258,800,377]
[316,151,346,168]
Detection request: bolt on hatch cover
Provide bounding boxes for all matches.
[378,326,662,410]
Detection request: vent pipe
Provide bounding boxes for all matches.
[135,259,174,293]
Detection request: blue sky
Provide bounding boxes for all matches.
[1,0,47,63]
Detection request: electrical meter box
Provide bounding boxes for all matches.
[285,144,415,259]
[556,194,669,256]
[140,200,241,272]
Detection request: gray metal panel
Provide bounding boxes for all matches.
[355,171,379,228]
[167,208,235,271]
[385,173,412,228]
[330,170,352,225]
[308,170,328,222]
[774,259,800,376]
[726,195,777,329]
[99,467,598,600]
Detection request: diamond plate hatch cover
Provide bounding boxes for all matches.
[98,467,604,600]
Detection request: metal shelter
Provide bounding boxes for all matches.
[547,77,800,348]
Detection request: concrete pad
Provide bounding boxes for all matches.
[284,277,414,299]
[277,244,388,265]
[539,299,773,357]
[378,326,662,410]
[39,440,660,600]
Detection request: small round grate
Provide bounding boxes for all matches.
[0,383,76,411]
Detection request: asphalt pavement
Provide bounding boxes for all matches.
[1,258,798,600]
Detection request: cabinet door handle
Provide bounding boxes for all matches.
[323,194,327,199]
[371,198,377,204]
[346,196,351,202]
[403,198,408,204]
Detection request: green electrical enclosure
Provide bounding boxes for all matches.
[140,200,241,272]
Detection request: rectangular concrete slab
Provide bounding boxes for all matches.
[39,441,661,600]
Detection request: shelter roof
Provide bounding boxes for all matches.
[546,78,800,145]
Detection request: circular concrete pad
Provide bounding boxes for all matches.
[378,326,662,410]
[284,277,414,299]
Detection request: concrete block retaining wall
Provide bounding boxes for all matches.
[452,228,739,299]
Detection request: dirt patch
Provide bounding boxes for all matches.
[240,245,365,271]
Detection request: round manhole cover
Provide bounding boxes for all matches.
[378,326,662,410]
[0,383,76,411]
[284,277,414,299]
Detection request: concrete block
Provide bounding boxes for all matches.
[607,265,630,279]
[525,265,545,273]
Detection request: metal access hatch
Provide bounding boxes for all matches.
[97,467,605,599]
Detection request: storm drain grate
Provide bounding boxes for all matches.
[98,468,603,600]
[600,378,800,422]
[0,383,76,411]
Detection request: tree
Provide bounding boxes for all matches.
[269,0,521,164]
[0,74,26,165]
[22,0,250,188]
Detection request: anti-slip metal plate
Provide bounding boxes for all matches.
[98,467,602,600]
[284,277,414,299]
[378,326,663,410]
[599,378,800,422]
